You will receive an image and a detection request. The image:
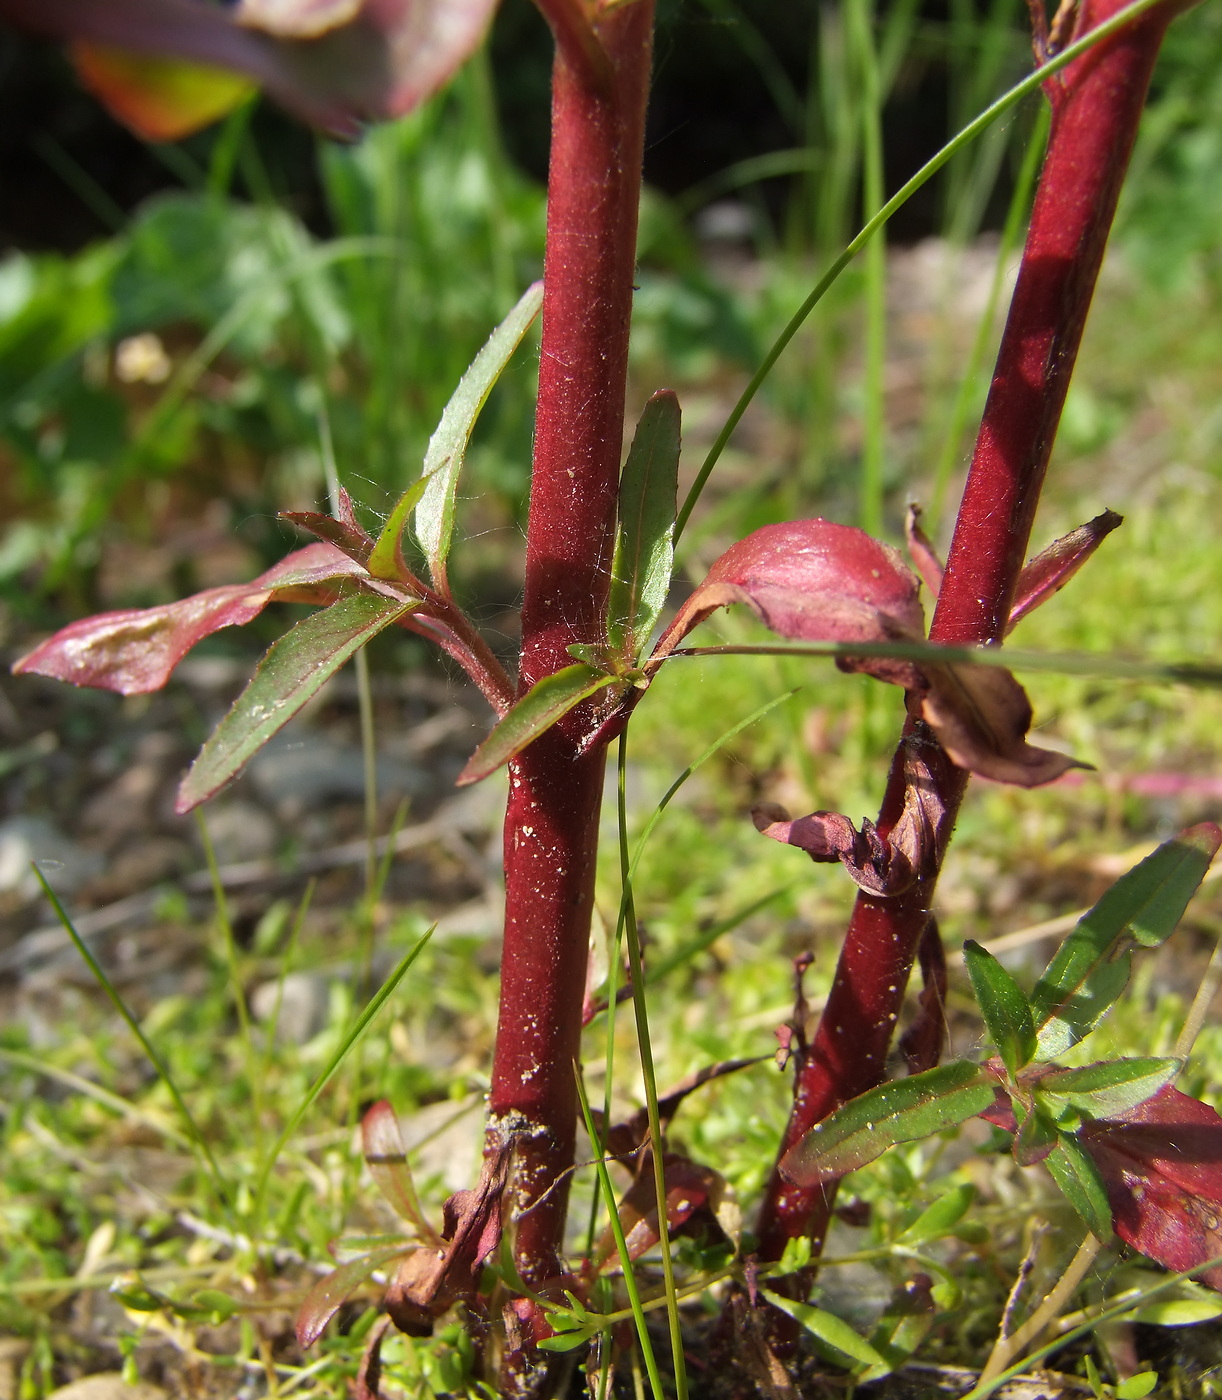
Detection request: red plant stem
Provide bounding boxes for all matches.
[755,0,1192,1262]
[484,0,654,1288]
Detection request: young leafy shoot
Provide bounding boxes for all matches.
[607,390,681,661]
[366,475,433,586]
[1031,823,1221,1058]
[964,940,1036,1078]
[457,664,625,785]
[415,281,544,588]
[177,592,416,812]
[780,1059,996,1187]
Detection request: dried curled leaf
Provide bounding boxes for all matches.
[11,543,363,695]
[753,738,944,895]
[918,659,1087,788]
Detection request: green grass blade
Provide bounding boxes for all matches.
[669,637,1222,687]
[33,869,232,1215]
[673,0,1169,544]
[617,734,688,1400]
[251,928,434,1238]
[575,1067,667,1400]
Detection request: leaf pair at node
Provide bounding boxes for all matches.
[780,824,1222,1282]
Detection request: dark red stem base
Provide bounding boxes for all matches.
[485,0,655,1291]
[756,0,1191,1261]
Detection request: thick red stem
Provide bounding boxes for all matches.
[755,0,1190,1261]
[485,0,654,1288]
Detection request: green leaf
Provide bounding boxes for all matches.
[177,592,414,811]
[896,1183,976,1246]
[1037,1057,1182,1120]
[1032,825,1220,1058]
[457,664,624,785]
[964,940,1036,1077]
[780,1060,996,1187]
[1115,1374,1159,1399]
[415,281,543,582]
[761,1290,890,1370]
[367,474,431,583]
[1126,1277,1222,1326]
[607,390,681,660]
[1045,1132,1114,1241]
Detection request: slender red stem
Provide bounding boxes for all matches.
[485,0,655,1291]
[755,0,1193,1262]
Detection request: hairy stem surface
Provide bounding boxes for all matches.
[485,0,655,1291]
[755,0,1193,1262]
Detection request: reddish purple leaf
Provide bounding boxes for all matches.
[919,661,1088,788]
[11,543,363,696]
[296,1243,412,1348]
[904,504,944,601]
[0,0,501,138]
[1082,1086,1222,1288]
[1008,510,1123,632]
[753,738,944,895]
[282,495,376,566]
[652,518,925,685]
[595,1154,727,1269]
[361,1101,441,1246]
[385,1137,514,1320]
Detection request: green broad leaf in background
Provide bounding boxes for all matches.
[415,281,543,584]
[1031,824,1221,1059]
[607,389,681,660]
[1037,1057,1182,1120]
[780,1059,996,1187]
[964,939,1036,1078]
[1045,1131,1114,1241]
[1124,1276,1222,1326]
[177,592,415,812]
[457,664,624,786]
[367,473,432,583]
[896,1183,977,1247]
[761,1290,890,1371]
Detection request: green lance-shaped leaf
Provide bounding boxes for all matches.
[1045,1130,1114,1241]
[415,282,543,583]
[780,1059,996,1188]
[1032,823,1221,1059]
[964,939,1036,1078]
[457,664,625,786]
[761,1290,890,1371]
[177,592,415,812]
[1037,1057,1182,1121]
[367,474,432,584]
[607,390,681,660]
